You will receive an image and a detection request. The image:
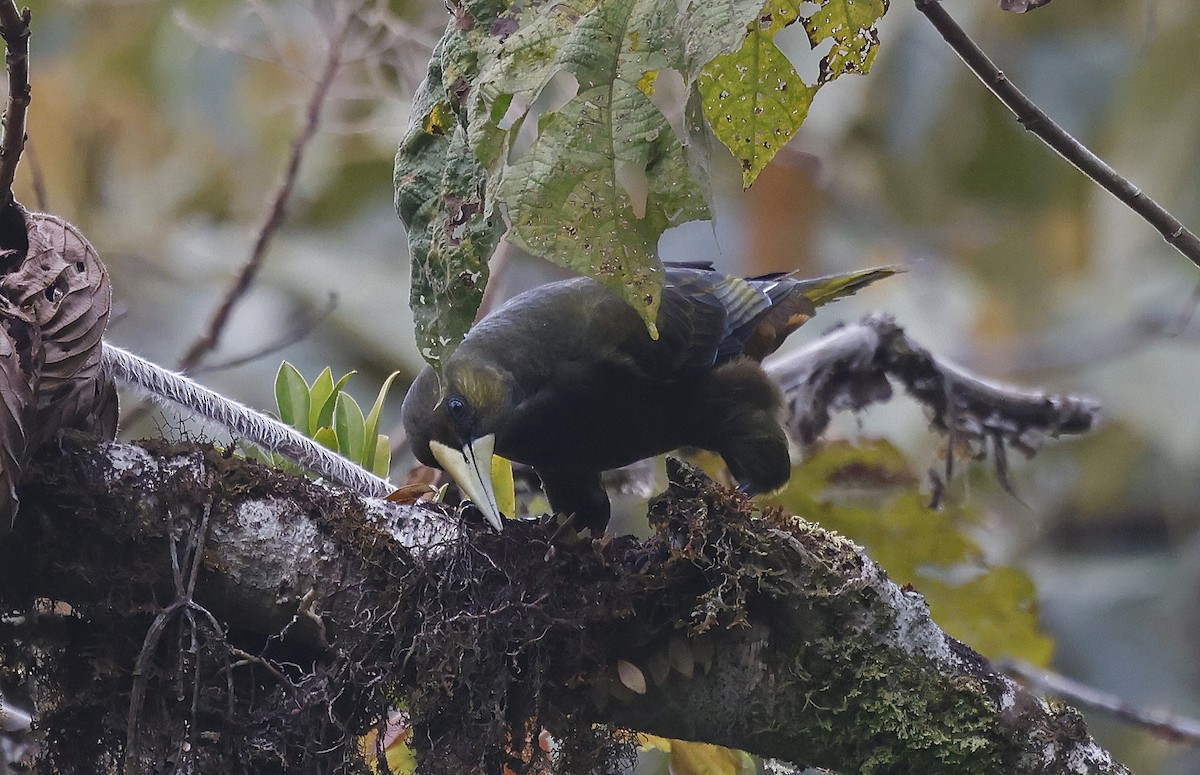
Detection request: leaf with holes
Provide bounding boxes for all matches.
[499,81,707,336]
[15,212,117,443]
[698,5,816,188]
[396,35,502,368]
[803,0,889,83]
[400,0,767,354]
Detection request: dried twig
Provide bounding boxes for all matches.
[913,0,1200,270]
[1003,660,1200,746]
[0,0,29,208]
[174,3,363,373]
[766,314,1097,500]
[189,292,339,375]
[123,500,216,775]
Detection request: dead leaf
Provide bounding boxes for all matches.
[386,482,439,504]
[16,210,117,442]
[0,296,39,535]
[668,636,695,678]
[0,204,116,532]
[616,660,647,695]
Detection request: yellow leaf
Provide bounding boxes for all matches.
[637,735,755,775]
[491,453,516,519]
[674,740,755,775]
[638,733,674,753]
[359,713,416,775]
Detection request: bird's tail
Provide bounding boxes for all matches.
[784,265,903,308]
[738,265,901,360]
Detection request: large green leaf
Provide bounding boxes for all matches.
[476,0,718,333]
[398,0,768,358]
[396,0,890,356]
[498,80,707,335]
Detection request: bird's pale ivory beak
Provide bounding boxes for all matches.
[430,435,505,531]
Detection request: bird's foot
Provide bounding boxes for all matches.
[539,512,582,561]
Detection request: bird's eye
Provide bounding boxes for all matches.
[447,395,467,418]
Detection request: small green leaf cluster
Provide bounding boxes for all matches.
[272,362,399,478]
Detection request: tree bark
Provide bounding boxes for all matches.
[0,435,1129,775]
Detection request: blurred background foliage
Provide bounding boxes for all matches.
[8,0,1200,772]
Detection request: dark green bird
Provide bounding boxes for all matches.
[402,263,897,534]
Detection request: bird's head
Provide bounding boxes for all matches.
[402,359,515,531]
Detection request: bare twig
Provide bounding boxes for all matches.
[124,496,218,775]
[1003,660,1200,746]
[124,597,186,774]
[0,0,30,207]
[174,3,362,373]
[228,646,299,695]
[190,292,339,375]
[913,0,1200,270]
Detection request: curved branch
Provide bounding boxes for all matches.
[1003,660,1200,747]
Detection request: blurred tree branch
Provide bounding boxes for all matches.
[914,0,1200,271]
[174,1,368,374]
[1003,660,1200,747]
[767,314,1097,499]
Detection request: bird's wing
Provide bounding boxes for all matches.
[650,266,795,371]
[656,265,900,366]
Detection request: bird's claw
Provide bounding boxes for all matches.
[546,512,582,543]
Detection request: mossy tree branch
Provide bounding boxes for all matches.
[1,436,1129,774]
